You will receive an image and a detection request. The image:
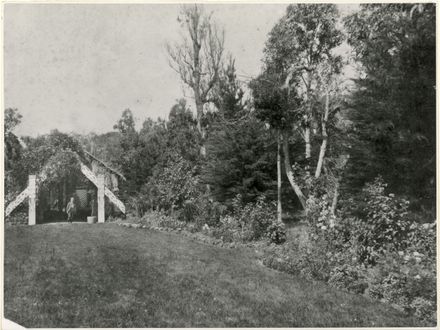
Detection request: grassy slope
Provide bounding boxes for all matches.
[5,223,417,327]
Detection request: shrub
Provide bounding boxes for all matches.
[262,242,304,276]
[194,195,227,228]
[232,195,285,243]
[357,177,412,264]
[212,215,241,242]
[360,246,436,324]
[146,154,202,213]
[266,222,287,244]
[180,200,199,222]
[126,194,149,217]
[5,210,27,226]
[410,297,436,325]
[407,222,436,258]
[328,264,368,294]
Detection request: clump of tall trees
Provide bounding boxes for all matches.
[344,4,436,212]
[7,4,434,221]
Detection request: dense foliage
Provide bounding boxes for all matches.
[264,177,436,325]
[202,116,276,205]
[343,4,436,210]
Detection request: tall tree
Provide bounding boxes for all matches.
[167,4,225,155]
[4,108,25,195]
[250,69,307,210]
[203,62,276,206]
[212,55,246,121]
[264,4,343,169]
[313,60,344,179]
[113,109,145,197]
[344,4,436,209]
[202,115,276,206]
[4,108,23,171]
[252,4,344,211]
[166,98,200,162]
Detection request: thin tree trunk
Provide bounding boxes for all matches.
[315,90,329,179]
[304,71,312,168]
[304,126,311,160]
[277,131,282,222]
[191,24,205,158]
[282,131,307,210]
[62,180,67,210]
[200,128,207,157]
[331,180,340,216]
[195,94,207,157]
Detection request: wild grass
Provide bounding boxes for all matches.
[5,223,417,327]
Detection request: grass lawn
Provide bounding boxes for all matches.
[5,223,417,327]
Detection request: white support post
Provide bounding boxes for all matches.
[28,175,36,225]
[97,175,105,223]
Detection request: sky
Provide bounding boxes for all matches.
[4,3,358,137]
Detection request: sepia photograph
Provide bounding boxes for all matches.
[3,2,436,328]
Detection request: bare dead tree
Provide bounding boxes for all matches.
[166,4,225,156]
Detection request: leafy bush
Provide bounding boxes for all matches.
[232,195,285,243]
[5,210,28,225]
[180,200,199,222]
[356,177,412,264]
[126,194,149,217]
[410,297,436,326]
[145,153,202,213]
[262,241,333,282]
[212,215,242,243]
[407,222,436,258]
[208,195,286,244]
[194,194,228,228]
[362,245,436,322]
[328,264,368,294]
[266,222,287,244]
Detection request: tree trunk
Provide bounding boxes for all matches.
[315,90,329,179]
[200,128,207,157]
[191,23,206,157]
[304,70,312,168]
[304,126,311,160]
[331,180,340,216]
[62,180,67,210]
[277,131,282,222]
[194,91,207,157]
[282,132,307,209]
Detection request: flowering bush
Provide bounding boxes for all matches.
[407,222,436,258]
[356,177,412,264]
[363,247,436,324]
